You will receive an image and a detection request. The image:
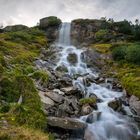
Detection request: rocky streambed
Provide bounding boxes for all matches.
[34,23,140,140]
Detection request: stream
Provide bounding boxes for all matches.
[51,22,139,140]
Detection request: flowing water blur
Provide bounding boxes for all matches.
[54,23,139,140]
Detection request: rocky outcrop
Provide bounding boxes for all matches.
[71,19,128,45]
[39,16,61,42]
[71,19,108,45]
[3,25,29,32]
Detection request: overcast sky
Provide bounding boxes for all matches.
[0,0,140,27]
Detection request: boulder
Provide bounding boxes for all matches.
[47,117,87,130]
[44,91,64,103]
[129,95,140,116]
[81,104,93,116]
[86,112,101,124]
[108,99,122,111]
[60,86,80,95]
[39,91,54,106]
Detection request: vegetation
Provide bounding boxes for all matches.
[0,27,50,138]
[112,43,140,65]
[95,29,110,42]
[91,42,140,99]
[0,125,49,140]
[79,97,96,105]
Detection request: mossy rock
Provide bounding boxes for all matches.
[79,97,97,105]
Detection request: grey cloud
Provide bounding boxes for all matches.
[0,0,140,26]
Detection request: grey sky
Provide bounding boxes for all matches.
[0,0,140,26]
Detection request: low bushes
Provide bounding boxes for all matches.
[112,44,140,65]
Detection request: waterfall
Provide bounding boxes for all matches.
[58,22,71,46]
[54,23,139,140]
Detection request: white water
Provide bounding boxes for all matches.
[54,23,139,140]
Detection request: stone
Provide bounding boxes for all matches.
[39,91,55,106]
[47,117,87,130]
[86,112,101,124]
[55,65,68,73]
[67,53,78,65]
[108,99,122,111]
[53,89,65,95]
[129,95,140,116]
[84,129,96,140]
[81,104,93,116]
[44,91,64,103]
[60,86,79,95]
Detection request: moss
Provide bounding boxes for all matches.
[91,43,112,54]
[79,97,96,105]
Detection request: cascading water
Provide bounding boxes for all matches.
[54,23,139,140]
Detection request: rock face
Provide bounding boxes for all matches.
[71,19,127,46]
[4,25,28,32]
[71,19,103,45]
[129,95,140,116]
[39,16,61,42]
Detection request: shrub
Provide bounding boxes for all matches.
[125,45,140,65]
[112,46,127,61]
[113,20,132,34]
[95,29,110,42]
[0,77,19,102]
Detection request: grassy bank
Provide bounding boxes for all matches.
[0,27,50,139]
[90,42,140,99]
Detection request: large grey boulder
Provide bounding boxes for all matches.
[47,117,87,130]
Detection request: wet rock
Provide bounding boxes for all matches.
[47,117,87,130]
[56,65,68,73]
[67,53,78,65]
[81,104,93,116]
[129,95,140,116]
[44,91,64,103]
[108,99,122,111]
[86,112,101,124]
[84,129,96,140]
